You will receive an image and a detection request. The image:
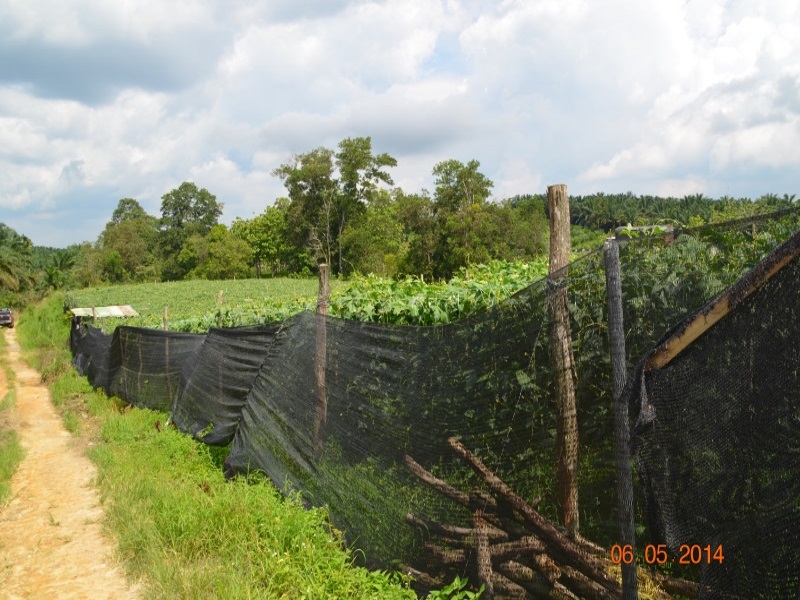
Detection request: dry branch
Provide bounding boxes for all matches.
[403,441,697,600]
[448,437,623,597]
[403,455,470,508]
[475,521,494,599]
[489,536,546,562]
[490,572,526,599]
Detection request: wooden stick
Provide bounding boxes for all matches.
[560,565,619,600]
[448,437,623,597]
[475,520,495,599]
[646,227,800,370]
[547,182,580,537]
[401,565,442,591]
[496,560,556,597]
[489,572,525,599]
[405,513,510,544]
[529,554,562,584]
[313,264,330,456]
[647,569,699,599]
[403,456,471,509]
[423,543,465,566]
[489,536,546,562]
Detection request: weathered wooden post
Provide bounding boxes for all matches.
[163,306,169,331]
[605,238,638,599]
[546,183,580,537]
[313,264,330,456]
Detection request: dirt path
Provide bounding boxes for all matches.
[0,328,139,600]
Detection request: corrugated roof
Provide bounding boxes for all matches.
[71,305,139,318]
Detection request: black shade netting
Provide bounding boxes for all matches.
[625,230,800,599]
[71,317,114,386]
[71,323,205,411]
[170,324,280,445]
[68,208,800,594]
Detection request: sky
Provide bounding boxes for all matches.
[0,0,798,248]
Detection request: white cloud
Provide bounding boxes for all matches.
[0,0,798,246]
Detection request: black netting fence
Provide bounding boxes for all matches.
[69,208,800,598]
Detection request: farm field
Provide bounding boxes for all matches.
[67,258,551,330]
[67,277,346,331]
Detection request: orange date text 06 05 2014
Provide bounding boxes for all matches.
[609,544,724,566]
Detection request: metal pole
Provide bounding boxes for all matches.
[604,238,638,599]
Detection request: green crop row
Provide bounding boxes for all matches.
[68,259,551,332]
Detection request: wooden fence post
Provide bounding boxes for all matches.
[546,183,580,537]
[163,306,169,331]
[314,264,330,456]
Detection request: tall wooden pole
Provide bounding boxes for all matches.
[604,238,638,599]
[314,264,330,457]
[546,183,580,537]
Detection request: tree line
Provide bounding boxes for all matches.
[0,134,797,306]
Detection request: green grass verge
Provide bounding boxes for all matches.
[0,330,25,505]
[16,295,416,599]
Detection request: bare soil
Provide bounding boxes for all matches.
[0,328,139,599]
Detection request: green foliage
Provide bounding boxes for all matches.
[427,576,484,599]
[569,192,797,230]
[432,159,493,212]
[339,189,408,276]
[0,424,24,505]
[178,225,252,280]
[159,182,224,280]
[332,259,549,325]
[0,223,36,307]
[0,332,24,505]
[90,411,415,599]
[273,137,398,274]
[231,198,295,277]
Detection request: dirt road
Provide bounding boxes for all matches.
[0,328,139,599]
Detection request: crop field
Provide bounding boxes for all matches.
[67,259,551,331]
[67,277,346,331]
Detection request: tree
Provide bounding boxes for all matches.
[111,198,148,224]
[333,137,397,273]
[99,198,160,282]
[339,189,407,276]
[431,159,493,213]
[231,198,294,277]
[395,192,437,277]
[178,225,252,280]
[0,224,34,305]
[427,159,499,277]
[273,137,397,274]
[159,182,223,280]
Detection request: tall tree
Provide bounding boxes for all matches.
[431,159,493,213]
[178,225,252,280]
[158,182,223,280]
[111,198,148,224]
[334,137,397,272]
[273,137,396,274]
[231,198,294,277]
[99,198,160,281]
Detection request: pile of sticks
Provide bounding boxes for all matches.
[402,437,698,600]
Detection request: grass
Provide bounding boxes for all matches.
[16,295,416,599]
[0,329,25,505]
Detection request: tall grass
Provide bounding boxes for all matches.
[17,295,415,599]
[0,330,25,504]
